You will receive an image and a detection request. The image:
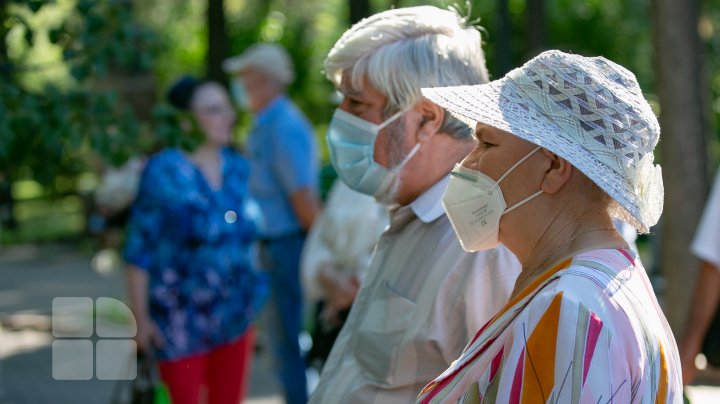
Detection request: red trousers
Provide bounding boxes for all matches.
[158,329,255,404]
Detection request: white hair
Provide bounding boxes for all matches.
[325,5,489,139]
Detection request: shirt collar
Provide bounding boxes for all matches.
[409,175,450,223]
[254,95,288,126]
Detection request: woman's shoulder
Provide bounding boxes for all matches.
[221,146,246,162]
[145,148,184,171]
[137,149,192,195]
[571,248,638,271]
[521,279,616,337]
[222,147,250,175]
[535,249,645,318]
[554,248,636,287]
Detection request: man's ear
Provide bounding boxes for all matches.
[414,100,444,143]
[540,149,572,194]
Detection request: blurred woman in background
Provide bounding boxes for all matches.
[124,76,268,404]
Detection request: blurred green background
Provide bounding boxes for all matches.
[1,0,719,292]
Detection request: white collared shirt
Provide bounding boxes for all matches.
[310,175,521,404]
[692,169,720,270]
[409,175,449,223]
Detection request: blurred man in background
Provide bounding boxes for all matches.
[224,43,320,404]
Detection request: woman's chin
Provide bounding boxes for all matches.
[208,134,232,147]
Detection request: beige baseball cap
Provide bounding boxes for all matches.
[222,43,295,84]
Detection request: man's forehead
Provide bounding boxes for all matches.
[337,71,390,105]
[339,72,363,95]
[235,66,263,79]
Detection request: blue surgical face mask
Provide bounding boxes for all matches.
[230,79,250,109]
[327,108,420,200]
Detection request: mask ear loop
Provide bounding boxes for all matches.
[500,146,544,215]
[390,142,420,172]
[495,146,542,185]
[504,189,544,215]
[380,105,419,172]
[376,108,410,131]
[376,136,423,199]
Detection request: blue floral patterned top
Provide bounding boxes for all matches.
[123,147,268,360]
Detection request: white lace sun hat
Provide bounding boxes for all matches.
[422,49,663,233]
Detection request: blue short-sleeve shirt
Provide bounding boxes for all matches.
[123,148,268,360]
[246,96,318,238]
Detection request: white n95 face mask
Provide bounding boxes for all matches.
[327,108,420,199]
[442,146,542,252]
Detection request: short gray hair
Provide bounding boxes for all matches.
[325,5,489,139]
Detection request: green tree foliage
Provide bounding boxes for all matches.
[0,0,159,190]
[3,0,720,192]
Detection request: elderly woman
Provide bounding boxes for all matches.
[124,76,268,404]
[416,50,682,403]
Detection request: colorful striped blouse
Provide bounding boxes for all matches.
[417,248,682,403]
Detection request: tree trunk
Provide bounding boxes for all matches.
[651,0,712,333]
[206,0,228,84]
[496,0,512,76]
[349,0,371,25]
[0,1,17,230]
[525,0,545,59]
[0,1,9,75]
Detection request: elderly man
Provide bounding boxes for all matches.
[223,43,319,404]
[310,6,520,403]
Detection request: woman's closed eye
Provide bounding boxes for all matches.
[476,139,496,150]
[474,129,491,148]
[197,104,233,115]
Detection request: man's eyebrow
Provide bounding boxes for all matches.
[340,86,362,97]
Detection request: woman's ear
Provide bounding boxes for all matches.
[414,100,444,143]
[540,149,572,194]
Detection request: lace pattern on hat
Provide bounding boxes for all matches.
[423,50,663,232]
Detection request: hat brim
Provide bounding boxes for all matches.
[421,80,566,148]
[222,56,253,74]
[421,81,646,232]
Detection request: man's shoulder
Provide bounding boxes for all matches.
[268,96,305,119]
[471,243,519,266]
[395,215,474,264]
[414,222,519,282]
[274,99,312,128]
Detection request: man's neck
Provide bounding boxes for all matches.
[252,90,285,114]
[395,138,474,206]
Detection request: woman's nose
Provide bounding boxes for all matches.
[460,154,480,170]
